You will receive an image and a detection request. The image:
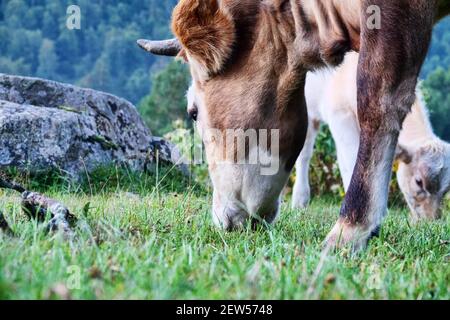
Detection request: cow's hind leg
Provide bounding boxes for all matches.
[292,118,320,209]
[328,110,360,192]
[326,0,435,251]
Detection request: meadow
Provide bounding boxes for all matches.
[0,166,448,300]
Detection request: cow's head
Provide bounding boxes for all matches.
[396,142,450,221]
[139,0,309,229]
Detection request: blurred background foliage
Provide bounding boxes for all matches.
[0,1,449,198]
[138,60,191,136]
[0,0,177,103]
[422,67,450,142]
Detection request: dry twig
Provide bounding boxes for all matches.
[0,176,76,235]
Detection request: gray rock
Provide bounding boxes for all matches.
[0,74,187,177]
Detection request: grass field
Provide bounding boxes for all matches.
[0,167,449,300]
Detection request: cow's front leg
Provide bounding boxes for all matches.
[326,86,418,251]
[325,0,435,251]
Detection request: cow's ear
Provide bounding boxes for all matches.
[172,0,235,76]
[395,145,413,164]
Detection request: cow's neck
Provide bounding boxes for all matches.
[399,98,438,148]
[293,0,362,67]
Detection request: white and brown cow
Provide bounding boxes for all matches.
[292,52,450,221]
[139,0,450,251]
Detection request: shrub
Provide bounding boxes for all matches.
[288,125,405,206]
[138,60,191,136]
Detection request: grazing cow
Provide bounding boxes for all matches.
[139,0,450,251]
[291,52,450,222]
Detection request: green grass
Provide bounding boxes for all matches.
[0,168,449,300]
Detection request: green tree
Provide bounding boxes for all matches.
[0,0,178,104]
[422,67,450,142]
[421,17,450,78]
[0,57,31,75]
[138,60,191,136]
[36,39,59,80]
[3,0,28,29]
[79,54,112,93]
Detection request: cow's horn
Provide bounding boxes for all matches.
[137,38,182,56]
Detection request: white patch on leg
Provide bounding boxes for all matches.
[326,135,396,251]
[292,120,319,209]
[325,218,372,252]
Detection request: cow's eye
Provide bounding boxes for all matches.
[415,178,424,189]
[188,105,198,122]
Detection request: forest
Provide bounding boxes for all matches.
[0,0,177,104]
[0,0,449,139]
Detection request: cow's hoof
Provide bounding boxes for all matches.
[291,192,310,210]
[291,199,309,210]
[324,219,372,253]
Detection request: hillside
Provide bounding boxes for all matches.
[0,0,177,104]
[0,1,449,106]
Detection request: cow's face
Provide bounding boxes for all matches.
[397,143,450,221]
[139,0,307,230]
[171,0,307,229]
[137,0,364,229]
[187,79,306,229]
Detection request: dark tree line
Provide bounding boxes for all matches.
[0,0,177,103]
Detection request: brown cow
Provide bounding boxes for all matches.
[139,0,450,251]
